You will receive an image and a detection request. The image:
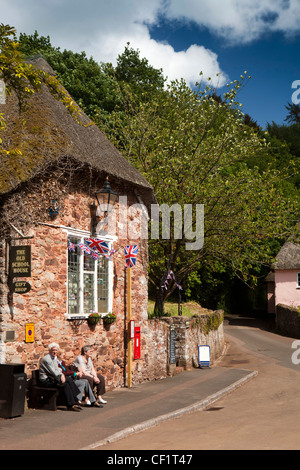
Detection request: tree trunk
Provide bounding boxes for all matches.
[154,286,165,317]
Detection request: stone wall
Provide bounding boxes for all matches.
[133,318,170,383]
[129,311,225,385]
[159,311,225,372]
[276,304,300,339]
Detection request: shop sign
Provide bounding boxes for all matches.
[12,281,31,294]
[9,245,31,277]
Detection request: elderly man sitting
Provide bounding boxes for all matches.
[39,342,82,412]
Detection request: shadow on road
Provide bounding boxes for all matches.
[224,312,276,333]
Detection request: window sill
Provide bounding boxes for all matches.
[66,315,87,321]
[65,314,109,320]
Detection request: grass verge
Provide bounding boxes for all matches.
[148,300,213,318]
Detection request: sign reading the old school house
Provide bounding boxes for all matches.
[9,246,31,278]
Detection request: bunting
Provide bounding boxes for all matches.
[67,241,138,268]
[67,240,115,259]
[161,270,183,291]
[91,251,99,260]
[68,242,76,252]
[78,243,91,254]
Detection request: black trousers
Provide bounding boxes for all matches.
[40,376,80,407]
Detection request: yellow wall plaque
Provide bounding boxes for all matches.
[25,323,34,343]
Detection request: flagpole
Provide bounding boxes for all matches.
[124,245,138,389]
[127,266,132,388]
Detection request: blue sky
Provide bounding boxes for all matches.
[1,0,300,129]
[150,19,300,128]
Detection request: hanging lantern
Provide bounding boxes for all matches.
[95,177,119,215]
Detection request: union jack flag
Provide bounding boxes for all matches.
[91,251,99,260]
[124,245,138,268]
[84,238,110,254]
[68,242,76,252]
[78,243,91,254]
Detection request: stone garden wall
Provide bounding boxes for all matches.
[276,304,300,339]
[131,311,225,385]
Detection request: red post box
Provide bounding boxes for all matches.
[134,326,141,360]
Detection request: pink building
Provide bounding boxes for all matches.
[267,241,300,313]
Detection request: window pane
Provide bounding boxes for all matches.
[84,272,95,313]
[84,252,94,272]
[98,256,109,313]
[68,237,80,314]
[83,251,95,313]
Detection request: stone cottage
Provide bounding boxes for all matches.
[0,57,158,390]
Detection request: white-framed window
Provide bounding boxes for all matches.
[297,273,300,289]
[66,231,114,317]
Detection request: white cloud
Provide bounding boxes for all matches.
[1,0,298,89]
[164,0,300,44]
[0,0,227,87]
[97,27,227,87]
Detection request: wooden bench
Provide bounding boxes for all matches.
[28,370,64,411]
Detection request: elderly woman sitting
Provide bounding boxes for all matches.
[73,345,107,404]
[39,342,82,412]
[57,358,102,407]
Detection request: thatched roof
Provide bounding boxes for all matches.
[274,241,300,270]
[0,56,154,202]
[265,271,275,282]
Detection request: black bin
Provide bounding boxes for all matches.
[0,363,27,418]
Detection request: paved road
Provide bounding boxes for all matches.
[100,314,300,450]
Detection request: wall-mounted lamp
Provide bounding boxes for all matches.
[95,177,119,215]
[48,200,59,218]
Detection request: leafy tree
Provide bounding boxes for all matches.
[18,34,165,124]
[285,102,300,125]
[0,26,79,115]
[100,76,299,314]
[267,121,300,158]
[18,31,121,120]
[243,113,261,132]
[0,24,82,194]
[113,43,165,95]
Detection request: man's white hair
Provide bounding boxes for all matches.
[48,342,60,350]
